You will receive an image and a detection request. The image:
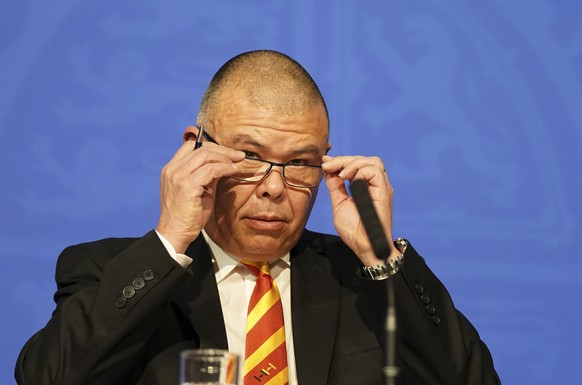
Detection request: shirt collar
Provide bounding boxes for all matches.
[201,230,290,283]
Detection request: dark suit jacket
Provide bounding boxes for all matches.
[15,230,500,385]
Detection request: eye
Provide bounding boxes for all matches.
[243,151,260,160]
[287,158,309,166]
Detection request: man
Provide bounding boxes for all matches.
[16,50,500,385]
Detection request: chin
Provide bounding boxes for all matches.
[240,233,294,259]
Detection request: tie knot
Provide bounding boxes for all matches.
[240,260,271,276]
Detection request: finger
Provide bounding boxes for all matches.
[341,157,384,177]
[170,138,201,162]
[188,163,242,195]
[173,139,245,163]
[167,144,244,180]
[161,162,233,202]
[188,144,245,171]
[324,172,350,209]
[322,156,386,183]
[192,141,246,162]
[321,155,368,174]
[325,156,388,183]
[339,164,387,185]
[322,154,334,163]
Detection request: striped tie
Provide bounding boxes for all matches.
[241,260,289,385]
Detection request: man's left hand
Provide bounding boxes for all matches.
[322,155,400,266]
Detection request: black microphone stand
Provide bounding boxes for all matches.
[349,180,399,385]
[385,278,398,385]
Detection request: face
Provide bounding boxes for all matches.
[196,89,329,261]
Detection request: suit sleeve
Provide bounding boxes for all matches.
[360,242,501,385]
[15,231,192,385]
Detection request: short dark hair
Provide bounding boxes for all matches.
[198,50,329,127]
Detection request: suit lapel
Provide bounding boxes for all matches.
[170,232,342,383]
[172,235,229,350]
[291,235,340,384]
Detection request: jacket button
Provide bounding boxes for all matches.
[420,293,430,304]
[123,286,136,299]
[115,296,127,309]
[414,283,424,294]
[426,304,436,315]
[133,278,145,290]
[143,270,155,281]
[432,314,441,326]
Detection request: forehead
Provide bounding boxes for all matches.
[229,133,323,157]
[210,91,329,152]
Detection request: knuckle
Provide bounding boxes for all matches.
[371,156,383,165]
[161,164,172,177]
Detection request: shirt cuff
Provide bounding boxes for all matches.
[155,230,193,268]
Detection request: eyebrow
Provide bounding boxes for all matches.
[291,145,322,156]
[231,134,266,149]
[231,134,323,157]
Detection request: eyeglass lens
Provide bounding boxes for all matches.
[233,159,322,187]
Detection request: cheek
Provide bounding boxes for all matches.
[213,180,254,223]
[289,189,317,222]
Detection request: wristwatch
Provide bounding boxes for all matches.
[360,237,408,281]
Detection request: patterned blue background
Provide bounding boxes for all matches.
[1,1,581,384]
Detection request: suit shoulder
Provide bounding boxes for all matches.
[301,229,344,247]
[58,234,145,270]
[300,229,356,259]
[67,235,141,253]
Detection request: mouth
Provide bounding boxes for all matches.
[244,215,287,231]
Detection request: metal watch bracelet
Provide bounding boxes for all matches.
[360,237,408,281]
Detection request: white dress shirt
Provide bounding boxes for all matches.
[156,230,298,385]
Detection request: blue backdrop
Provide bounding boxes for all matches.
[1,1,581,384]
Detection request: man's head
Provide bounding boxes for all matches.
[197,50,329,129]
[186,50,330,261]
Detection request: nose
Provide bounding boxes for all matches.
[255,166,286,199]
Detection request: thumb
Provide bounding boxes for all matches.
[324,172,350,209]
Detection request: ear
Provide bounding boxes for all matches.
[183,125,199,142]
[325,142,332,155]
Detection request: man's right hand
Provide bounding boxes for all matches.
[156,129,245,254]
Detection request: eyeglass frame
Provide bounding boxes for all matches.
[194,125,324,188]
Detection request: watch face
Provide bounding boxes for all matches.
[395,238,408,254]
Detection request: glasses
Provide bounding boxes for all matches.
[195,125,324,188]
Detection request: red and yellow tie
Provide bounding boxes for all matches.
[241,260,289,385]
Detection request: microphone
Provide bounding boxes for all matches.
[349,180,392,258]
[349,179,399,385]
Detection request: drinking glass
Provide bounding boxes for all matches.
[180,349,238,385]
